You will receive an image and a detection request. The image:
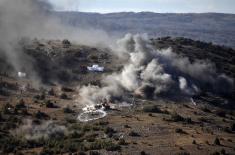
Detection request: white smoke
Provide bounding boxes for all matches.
[0,0,114,84]
[78,34,233,107]
[13,119,67,140]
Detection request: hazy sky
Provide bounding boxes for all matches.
[48,0,235,14]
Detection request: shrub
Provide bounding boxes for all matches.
[104,127,116,138]
[171,113,185,122]
[63,107,73,113]
[170,112,192,124]
[221,149,226,155]
[21,109,29,115]
[124,124,131,128]
[140,151,147,155]
[58,70,71,82]
[143,105,162,113]
[89,151,100,155]
[175,152,190,155]
[185,118,192,124]
[68,131,84,139]
[60,93,68,99]
[78,152,87,155]
[85,133,98,142]
[34,111,49,119]
[0,112,3,121]
[2,103,13,114]
[88,55,98,61]
[62,39,71,48]
[48,88,55,96]
[231,123,235,131]
[82,125,92,132]
[104,127,116,134]
[92,126,101,131]
[61,87,73,92]
[34,93,45,100]
[87,140,121,151]
[104,142,121,151]
[210,151,220,155]
[201,106,211,113]
[96,121,109,126]
[129,131,140,137]
[214,137,220,145]
[175,128,186,134]
[15,99,26,109]
[216,110,226,117]
[118,139,127,145]
[45,100,55,108]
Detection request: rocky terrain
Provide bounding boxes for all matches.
[0,37,235,155]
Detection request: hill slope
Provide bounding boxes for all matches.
[54,12,235,48]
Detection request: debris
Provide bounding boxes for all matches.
[191,98,197,106]
[87,64,104,72]
[78,109,107,122]
[78,105,107,122]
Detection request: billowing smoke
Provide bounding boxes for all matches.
[78,34,233,106]
[13,119,67,140]
[0,0,113,84]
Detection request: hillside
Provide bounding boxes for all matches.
[0,37,235,155]
[54,12,235,48]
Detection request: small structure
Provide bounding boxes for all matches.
[62,39,71,48]
[87,64,104,72]
[18,72,27,78]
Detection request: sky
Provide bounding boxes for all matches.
[48,0,235,14]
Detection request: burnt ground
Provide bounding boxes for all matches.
[0,38,235,155]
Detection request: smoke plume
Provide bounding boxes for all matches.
[78,34,233,106]
[13,119,67,140]
[0,0,113,84]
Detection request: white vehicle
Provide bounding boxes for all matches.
[18,72,27,78]
[87,64,104,72]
